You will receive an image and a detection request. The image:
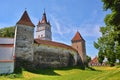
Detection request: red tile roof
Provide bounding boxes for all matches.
[72,31,84,42]
[89,56,98,64]
[16,10,35,27]
[34,39,77,52]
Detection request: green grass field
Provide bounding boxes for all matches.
[0,66,120,80]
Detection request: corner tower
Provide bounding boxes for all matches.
[36,11,52,40]
[14,10,35,62]
[71,31,86,64]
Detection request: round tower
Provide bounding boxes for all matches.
[36,10,52,40]
[71,31,86,64]
[14,10,35,62]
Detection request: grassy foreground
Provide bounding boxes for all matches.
[0,66,120,80]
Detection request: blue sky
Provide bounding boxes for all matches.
[0,0,110,58]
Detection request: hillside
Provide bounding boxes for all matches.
[0,66,120,80]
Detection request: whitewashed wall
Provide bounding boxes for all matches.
[0,62,14,74]
[0,38,14,44]
[0,47,13,60]
[0,38,14,74]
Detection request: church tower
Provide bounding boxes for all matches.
[36,11,52,40]
[71,31,86,64]
[14,10,35,62]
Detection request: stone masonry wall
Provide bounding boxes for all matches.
[33,44,79,68]
[72,41,86,64]
[15,25,34,61]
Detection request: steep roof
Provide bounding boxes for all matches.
[16,10,35,27]
[89,56,98,64]
[72,31,84,42]
[41,11,47,24]
[34,39,77,52]
[37,21,41,26]
[37,10,51,26]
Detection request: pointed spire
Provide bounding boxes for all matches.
[41,9,47,24]
[72,31,84,42]
[44,8,45,14]
[16,10,35,27]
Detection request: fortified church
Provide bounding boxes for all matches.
[0,10,86,74]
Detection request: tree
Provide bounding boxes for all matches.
[115,41,120,64]
[102,0,120,44]
[94,0,120,66]
[101,0,120,65]
[0,26,15,38]
[86,55,91,66]
[94,25,116,66]
[98,50,104,64]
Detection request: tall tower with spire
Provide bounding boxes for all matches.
[71,31,86,64]
[36,10,52,40]
[15,10,35,62]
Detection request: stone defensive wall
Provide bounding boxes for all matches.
[34,39,81,68]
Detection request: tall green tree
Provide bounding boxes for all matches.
[102,0,120,64]
[94,0,120,66]
[102,0,120,44]
[115,41,120,64]
[0,26,15,38]
[86,55,91,63]
[86,55,91,67]
[94,25,116,66]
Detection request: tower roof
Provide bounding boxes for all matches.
[89,56,98,64]
[41,11,47,24]
[16,10,35,27]
[37,20,41,26]
[72,31,84,42]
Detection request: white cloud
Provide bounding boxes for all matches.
[51,16,63,35]
[78,24,102,38]
[50,15,101,38]
[51,15,73,36]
